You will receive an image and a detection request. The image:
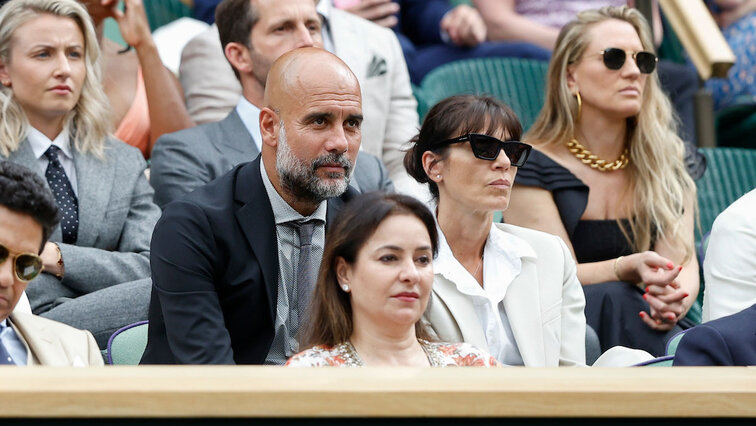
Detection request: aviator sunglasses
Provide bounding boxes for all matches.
[0,242,43,282]
[437,133,532,166]
[598,48,657,74]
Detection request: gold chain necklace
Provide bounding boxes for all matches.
[566,138,630,172]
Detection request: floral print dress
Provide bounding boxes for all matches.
[285,339,501,367]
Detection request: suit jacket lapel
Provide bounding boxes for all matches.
[503,258,547,367]
[217,109,259,157]
[328,9,369,87]
[9,314,60,366]
[72,144,113,246]
[431,276,490,351]
[233,158,278,321]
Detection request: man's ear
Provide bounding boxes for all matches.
[259,107,279,148]
[224,42,253,75]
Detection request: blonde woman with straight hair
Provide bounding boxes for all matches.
[504,5,698,357]
[0,0,160,347]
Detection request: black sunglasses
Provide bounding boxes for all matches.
[0,242,43,282]
[599,48,657,74]
[437,133,532,166]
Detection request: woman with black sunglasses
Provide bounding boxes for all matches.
[404,94,587,367]
[505,6,698,357]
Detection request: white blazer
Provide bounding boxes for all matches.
[425,223,586,367]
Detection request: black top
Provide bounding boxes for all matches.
[515,149,634,264]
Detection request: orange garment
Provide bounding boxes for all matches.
[114,67,151,158]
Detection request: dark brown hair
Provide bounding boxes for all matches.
[303,192,439,348]
[404,95,523,200]
[215,0,259,79]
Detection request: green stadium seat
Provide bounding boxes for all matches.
[106,321,148,365]
[418,57,550,132]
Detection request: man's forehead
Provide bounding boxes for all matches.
[255,0,319,21]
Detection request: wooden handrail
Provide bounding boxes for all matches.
[2,366,755,418]
[659,0,735,79]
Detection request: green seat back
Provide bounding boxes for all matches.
[684,148,756,325]
[665,330,688,356]
[696,148,756,239]
[107,321,148,365]
[418,58,550,131]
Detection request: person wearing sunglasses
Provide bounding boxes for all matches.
[505,6,698,357]
[0,161,103,366]
[404,94,587,367]
[0,0,161,348]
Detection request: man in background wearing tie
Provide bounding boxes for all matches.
[0,161,102,366]
[142,48,363,364]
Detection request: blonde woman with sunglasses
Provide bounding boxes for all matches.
[505,6,698,357]
[404,94,587,367]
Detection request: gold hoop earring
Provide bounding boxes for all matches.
[574,92,582,122]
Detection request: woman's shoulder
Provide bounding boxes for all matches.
[285,344,358,367]
[516,146,586,192]
[424,341,501,367]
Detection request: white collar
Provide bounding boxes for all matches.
[27,126,73,161]
[435,222,537,302]
[235,97,263,152]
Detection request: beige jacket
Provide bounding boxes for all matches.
[9,313,104,366]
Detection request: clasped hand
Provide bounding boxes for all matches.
[624,251,689,331]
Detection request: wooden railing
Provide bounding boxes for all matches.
[2,367,755,419]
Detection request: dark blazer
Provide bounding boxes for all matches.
[673,304,756,366]
[141,157,358,364]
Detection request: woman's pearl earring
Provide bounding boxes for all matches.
[436,174,441,179]
[341,284,349,292]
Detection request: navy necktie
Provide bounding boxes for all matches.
[44,146,79,244]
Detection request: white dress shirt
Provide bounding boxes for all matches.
[235,97,263,152]
[703,189,756,322]
[434,223,537,365]
[27,127,78,195]
[0,318,28,366]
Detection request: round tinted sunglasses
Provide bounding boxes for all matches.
[598,48,657,74]
[0,242,43,282]
[437,133,532,166]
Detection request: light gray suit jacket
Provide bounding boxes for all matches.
[425,223,587,367]
[3,139,161,313]
[150,109,393,208]
[179,7,428,200]
[9,312,104,366]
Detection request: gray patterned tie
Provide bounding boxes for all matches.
[44,146,78,244]
[296,220,317,334]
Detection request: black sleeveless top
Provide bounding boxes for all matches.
[515,150,634,264]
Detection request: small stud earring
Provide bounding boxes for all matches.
[341,284,349,292]
[436,174,441,179]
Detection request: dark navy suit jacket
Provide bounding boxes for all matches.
[141,157,357,364]
[673,304,756,366]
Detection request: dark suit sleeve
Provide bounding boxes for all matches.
[150,131,214,208]
[673,325,734,366]
[397,0,452,45]
[149,200,235,364]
